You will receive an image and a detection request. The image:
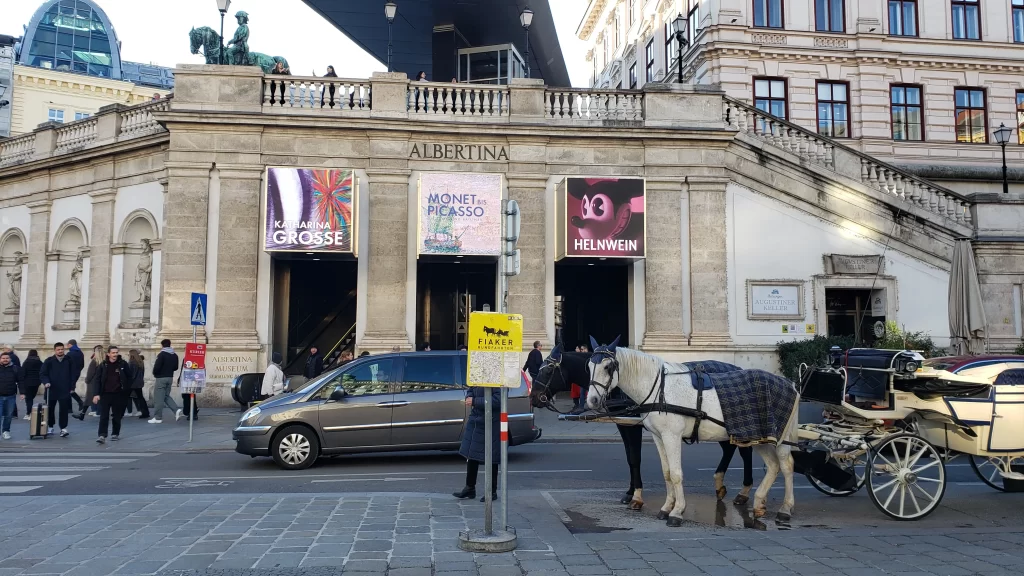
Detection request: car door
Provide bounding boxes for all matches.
[316,358,395,451]
[389,354,468,447]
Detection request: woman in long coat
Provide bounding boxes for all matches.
[452,385,501,502]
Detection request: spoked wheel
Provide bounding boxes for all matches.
[969,455,1024,492]
[806,450,868,497]
[867,433,946,520]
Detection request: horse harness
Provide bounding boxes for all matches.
[589,349,728,445]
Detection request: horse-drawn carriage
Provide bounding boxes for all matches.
[796,348,1024,520]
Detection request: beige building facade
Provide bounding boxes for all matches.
[582,0,1024,196]
[0,65,1018,406]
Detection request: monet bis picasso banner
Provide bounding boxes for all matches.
[559,177,645,259]
[419,172,502,256]
[264,168,356,253]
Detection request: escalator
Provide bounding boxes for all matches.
[283,288,357,376]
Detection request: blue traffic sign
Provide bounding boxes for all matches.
[190,293,208,326]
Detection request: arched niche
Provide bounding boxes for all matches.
[49,219,89,330]
[115,211,159,328]
[0,229,27,331]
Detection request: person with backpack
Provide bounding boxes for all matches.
[19,350,42,420]
[149,339,181,424]
[0,352,21,440]
[89,345,132,443]
[40,342,75,438]
[126,349,150,419]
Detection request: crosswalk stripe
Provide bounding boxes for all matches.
[0,475,79,482]
[0,452,157,457]
[0,458,137,464]
[0,486,42,494]
[0,467,106,472]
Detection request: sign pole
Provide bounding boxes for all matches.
[187,292,207,444]
[499,240,509,532]
[189,324,196,443]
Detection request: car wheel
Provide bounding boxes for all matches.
[271,425,319,470]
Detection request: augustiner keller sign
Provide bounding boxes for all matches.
[409,142,509,162]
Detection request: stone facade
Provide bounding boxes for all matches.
[0,64,1020,407]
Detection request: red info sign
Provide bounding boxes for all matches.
[184,343,206,370]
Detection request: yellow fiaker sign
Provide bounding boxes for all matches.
[467,312,523,387]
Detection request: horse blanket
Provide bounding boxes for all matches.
[609,361,741,410]
[691,369,798,446]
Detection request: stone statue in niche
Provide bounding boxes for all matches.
[135,239,153,304]
[5,253,21,310]
[67,251,84,307]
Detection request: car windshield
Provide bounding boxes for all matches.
[294,368,342,395]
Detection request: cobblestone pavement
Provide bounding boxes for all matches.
[0,492,1022,576]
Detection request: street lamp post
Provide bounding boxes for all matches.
[385,2,397,73]
[993,123,1012,194]
[672,13,689,84]
[217,0,231,65]
[520,7,533,79]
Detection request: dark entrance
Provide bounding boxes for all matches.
[272,256,358,375]
[555,261,630,350]
[825,288,886,347]
[417,260,496,351]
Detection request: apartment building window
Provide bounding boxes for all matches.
[816,81,850,138]
[629,63,638,89]
[48,109,64,123]
[954,87,987,144]
[754,77,788,120]
[1013,0,1024,42]
[891,85,923,141]
[614,12,620,51]
[815,0,845,32]
[665,21,674,77]
[74,112,90,121]
[952,0,981,40]
[888,1,918,36]
[629,0,636,27]
[687,0,700,46]
[645,39,655,82]
[1016,90,1024,143]
[753,0,784,29]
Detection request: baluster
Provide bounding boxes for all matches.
[936,193,948,216]
[893,174,905,199]
[962,202,973,224]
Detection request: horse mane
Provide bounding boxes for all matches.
[612,347,665,399]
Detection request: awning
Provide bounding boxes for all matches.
[948,239,987,355]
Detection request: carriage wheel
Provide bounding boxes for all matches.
[969,455,1024,492]
[867,434,945,521]
[806,450,868,497]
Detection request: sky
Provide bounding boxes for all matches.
[2,0,592,86]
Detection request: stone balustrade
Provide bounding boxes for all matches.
[0,133,36,166]
[119,97,170,140]
[544,89,644,122]
[261,76,371,113]
[54,116,99,153]
[723,96,972,226]
[409,82,509,118]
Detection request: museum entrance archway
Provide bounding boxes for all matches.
[271,255,358,375]
[417,259,497,351]
[555,260,630,350]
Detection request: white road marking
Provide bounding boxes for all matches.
[0,459,138,464]
[0,475,79,482]
[0,467,106,472]
[0,486,42,494]
[540,491,573,523]
[311,477,427,483]
[161,469,593,481]
[0,452,157,457]
[700,464,970,471]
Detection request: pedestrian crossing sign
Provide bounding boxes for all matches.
[190,292,208,326]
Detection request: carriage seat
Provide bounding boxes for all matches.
[995,369,1024,385]
[844,348,904,371]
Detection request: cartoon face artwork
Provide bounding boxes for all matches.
[573,192,633,240]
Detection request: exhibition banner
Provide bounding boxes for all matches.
[419,172,502,256]
[559,177,645,258]
[264,168,356,253]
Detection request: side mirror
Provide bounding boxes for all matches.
[329,388,347,402]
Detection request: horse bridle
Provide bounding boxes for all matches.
[587,348,620,406]
[533,357,572,414]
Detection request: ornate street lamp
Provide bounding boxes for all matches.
[216,0,231,65]
[672,12,689,84]
[385,2,397,73]
[993,122,1012,194]
[520,7,533,79]
[0,85,8,109]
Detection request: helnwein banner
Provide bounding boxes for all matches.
[557,177,646,259]
[264,167,357,253]
[418,172,502,256]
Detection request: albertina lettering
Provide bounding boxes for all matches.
[409,143,509,161]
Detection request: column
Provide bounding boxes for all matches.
[20,201,51,348]
[358,168,413,353]
[210,166,262,347]
[158,164,210,342]
[687,176,732,345]
[81,189,116,347]
[507,175,550,349]
[641,179,688,352]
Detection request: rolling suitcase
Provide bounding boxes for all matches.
[29,387,48,439]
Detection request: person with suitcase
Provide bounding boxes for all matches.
[40,342,75,438]
[0,352,20,440]
[19,350,42,420]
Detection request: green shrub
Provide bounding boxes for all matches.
[1015,341,1024,356]
[777,335,855,381]
[873,321,938,357]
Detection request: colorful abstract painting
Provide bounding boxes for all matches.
[265,168,356,252]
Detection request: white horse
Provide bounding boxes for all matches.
[585,338,800,526]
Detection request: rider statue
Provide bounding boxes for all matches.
[226,11,250,66]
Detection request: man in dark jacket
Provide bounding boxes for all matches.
[4,346,20,418]
[304,346,323,379]
[150,339,181,423]
[0,352,21,439]
[40,342,75,437]
[523,340,543,381]
[65,339,86,414]
[90,345,132,443]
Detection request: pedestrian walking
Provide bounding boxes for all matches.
[452,386,500,502]
[149,339,182,424]
[262,352,284,399]
[40,342,74,438]
[90,345,132,443]
[304,346,323,379]
[0,352,21,440]
[65,339,86,415]
[126,349,150,419]
[19,350,42,420]
[523,340,543,381]
[4,345,20,418]
[74,345,104,420]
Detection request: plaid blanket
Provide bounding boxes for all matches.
[609,360,740,409]
[704,369,799,446]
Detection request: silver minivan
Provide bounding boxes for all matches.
[233,351,541,469]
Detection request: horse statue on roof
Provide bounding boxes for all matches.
[188,25,289,74]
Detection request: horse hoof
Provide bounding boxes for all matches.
[629,500,644,511]
[715,486,727,500]
[733,494,749,506]
[776,512,791,524]
[666,516,683,528]
[656,510,670,520]
[619,493,633,505]
[753,507,767,519]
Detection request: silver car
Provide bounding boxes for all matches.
[233,351,542,469]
